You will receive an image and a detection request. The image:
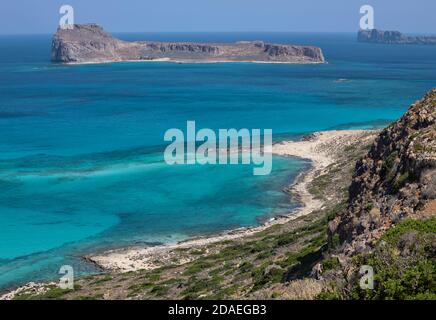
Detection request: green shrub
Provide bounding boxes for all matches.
[251,263,284,291]
[391,172,410,193]
[381,218,436,244]
[348,219,436,300]
[316,289,342,300]
[331,234,341,248]
[322,257,340,272]
[380,152,398,180]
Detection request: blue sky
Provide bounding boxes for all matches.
[1,0,435,34]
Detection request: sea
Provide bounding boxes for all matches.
[0,32,435,290]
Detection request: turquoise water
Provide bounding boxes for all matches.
[0,33,435,290]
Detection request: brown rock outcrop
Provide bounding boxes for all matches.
[329,89,436,256]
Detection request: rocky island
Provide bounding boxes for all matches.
[358,29,436,45]
[51,24,325,64]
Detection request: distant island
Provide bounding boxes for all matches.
[51,24,325,64]
[358,29,436,45]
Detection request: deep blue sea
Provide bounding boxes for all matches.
[0,32,435,290]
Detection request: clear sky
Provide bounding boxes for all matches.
[1,0,435,34]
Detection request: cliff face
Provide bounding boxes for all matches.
[329,89,436,257]
[51,24,325,64]
[52,24,128,63]
[358,29,436,45]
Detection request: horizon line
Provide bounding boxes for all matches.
[1,29,435,37]
[0,30,359,36]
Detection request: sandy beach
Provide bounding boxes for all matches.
[1,129,373,300]
[86,129,373,272]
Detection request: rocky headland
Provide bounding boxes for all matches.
[51,24,325,64]
[358,29,436,45]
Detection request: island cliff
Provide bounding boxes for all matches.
[358,29,436,45]
[51,24,325,64]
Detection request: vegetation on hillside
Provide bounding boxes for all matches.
[319,218,436,300]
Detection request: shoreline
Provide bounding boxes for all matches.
[62,58,326,66]
[86,129,371,272]
[0,129,374,298]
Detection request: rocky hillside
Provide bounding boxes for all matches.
[329,89,435,257]
[358,29,436,45]
[52,24,325,64]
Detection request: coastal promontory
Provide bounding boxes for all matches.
[51,24,325,64]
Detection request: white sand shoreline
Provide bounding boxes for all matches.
[86,129,371,272]
[0,129,375,299]
[63,58,325,66]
